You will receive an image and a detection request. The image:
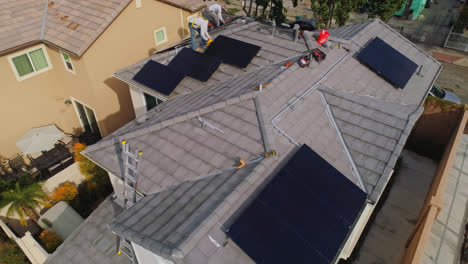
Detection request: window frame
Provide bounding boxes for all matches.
[70,97,102,137]
[154,27,168,46]
[60,51,75,74]
[8,45,53,81]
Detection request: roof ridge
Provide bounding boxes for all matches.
[84,90,258,154]
[39,0,49,40]
[318,85,419,120]
[86,61,292,154]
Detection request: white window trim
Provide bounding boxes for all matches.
[8,44,53,82]
[154,27,168,46]
[60,51,75,74]
[136,0,142,8]
[70,97,102,135]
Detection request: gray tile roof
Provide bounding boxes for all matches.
[83,19,441,264]
[158,0,206,12]
[319,85,423,201]
[86,98,268,194]
[114,21,309,99]
[109,163,258,260]
[44,197,130,264]
[0,0,132,56]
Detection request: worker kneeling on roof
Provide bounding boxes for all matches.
[189,16,212,50]
[205,4,226,27]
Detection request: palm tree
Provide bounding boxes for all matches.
[0,182,50,226]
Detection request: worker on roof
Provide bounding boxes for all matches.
[205,4,226,27]
[188,16,212,50]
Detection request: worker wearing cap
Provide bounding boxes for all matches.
[206,4,226,27]
[189,16,212,50]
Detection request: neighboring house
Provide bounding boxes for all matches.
[0,0,205,158]
[46,19,441,264]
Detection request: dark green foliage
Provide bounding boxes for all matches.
[367,0,406,21]
[271,0,286,24]
[310,0,366,27]
[0,240,29,264]
[67,180,113,218]
[454,4,468,33]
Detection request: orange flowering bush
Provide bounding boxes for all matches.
[50,182,78,203]
[72,142,109,184]
[39,230,62,253]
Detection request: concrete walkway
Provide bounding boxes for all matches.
[355,150,438,264]
[423,134,468,264]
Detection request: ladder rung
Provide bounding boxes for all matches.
[125,163,137,171]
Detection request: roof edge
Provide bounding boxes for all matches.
[157,0,206,12]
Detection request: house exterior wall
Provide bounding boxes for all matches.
[0,0,198,157]
[132,242,174,264]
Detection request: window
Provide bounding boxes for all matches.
[61,51,75,73]
[144,93,163,111]
[8,46,52,81]
[154,27,167,46]
[72,99,102,142]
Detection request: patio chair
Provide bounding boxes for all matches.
[8,155,28,172]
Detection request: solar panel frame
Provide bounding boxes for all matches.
[204,35,261,68]
[132,60,185,96]
[168,48,222,82]
[226,145,367,264]
[357,37,418,88]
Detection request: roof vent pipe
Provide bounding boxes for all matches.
[293,24,300,42]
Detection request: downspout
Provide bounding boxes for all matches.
[40,0,50,40]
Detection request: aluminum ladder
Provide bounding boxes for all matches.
[117,140,142,263]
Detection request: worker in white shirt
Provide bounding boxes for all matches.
[206,4,226,27]
[189,16,212,50]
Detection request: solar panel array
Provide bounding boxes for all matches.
[205,35,261,68]
[168,48,222,82]
[132,35,261,96]
[226,144,367,264]
[132,60,185,96]
[357,37,418,88]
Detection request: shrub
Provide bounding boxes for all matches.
[73,143,109,185]
[50,182,78,204]
[0,240,29,264]
[454,4,468,33]
[39,230,62,253]
[227,8,240,14]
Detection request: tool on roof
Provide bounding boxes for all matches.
[117,140,142,263]
[253,82,271,91]
[264,150,277,158]
[197,116,224,133]
[312,48,326,62]
[236,158,246,169]
[298,53,311,68]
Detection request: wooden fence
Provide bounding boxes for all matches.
[401,109,468,264]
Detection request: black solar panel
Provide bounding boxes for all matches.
[357,37,418,88]
[168,48,222,82]
[132,60,185,96]
[226,145,367,264]
[204,35,261,68]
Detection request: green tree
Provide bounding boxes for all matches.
[0,182,50,226]
[310,0,366,27]
[368,0,406,22]
[0,240,28,264]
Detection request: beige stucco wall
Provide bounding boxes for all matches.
[0,0,198,158]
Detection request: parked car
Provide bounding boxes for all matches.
[284,19,317,31]
[428,84,461,104]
